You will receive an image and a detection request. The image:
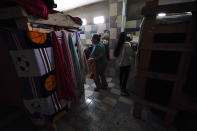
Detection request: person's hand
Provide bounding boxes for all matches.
[88,58,95,64]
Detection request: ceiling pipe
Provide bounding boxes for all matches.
[121,0,127,32]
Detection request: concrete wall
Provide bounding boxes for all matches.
[64,1,109,25]
[127,0,146,21]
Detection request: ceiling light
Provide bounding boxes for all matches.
[54,0,104,11]
[82,19,87,25]
[157,13,166,17]
[94,16,104,24]
[186,12,192,15]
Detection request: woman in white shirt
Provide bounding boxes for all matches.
[114,32,135,96]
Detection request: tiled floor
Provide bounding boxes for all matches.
[55,78,177,131]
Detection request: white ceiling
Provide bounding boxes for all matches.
[54,0,105,11]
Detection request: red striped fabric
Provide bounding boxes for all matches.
[61,31,78,91]
[52,32,76,101]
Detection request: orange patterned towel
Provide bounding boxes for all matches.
[88,58,97,79]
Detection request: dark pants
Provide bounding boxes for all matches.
[120,66,131,91]
[94,62,108,89]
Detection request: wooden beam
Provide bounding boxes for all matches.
[27,23,53,33]
[154,23,189,34]
[15,17,28,30]
[141,44,194,52]
[142,1,197,16]
[137,71,177,81]
[0,6,28,19]
[135,98,174,113]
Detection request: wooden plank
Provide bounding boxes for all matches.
[140,30,154,47]
[165,52,192,125]
[142,1,197,16]
[138,50,152,70]
[137,71,177,81]
[135,98,174,113]
[0,6,28,19]
[27,23,53,33]
[185,20,193,44]
[133,77,147,119]
[135,3,195,125]
[136,76,147,97]
[141,44,193,52]
[178,95,197,112]
[140,17,156,47]
[154,23,188,34]
[138,17,155,70]
[15,17,29,30]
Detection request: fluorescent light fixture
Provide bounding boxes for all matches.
[157,13,166,17]
[82,19,87,25]
[186,12,192,15]
[94,16,104,24]
[54,0,104,11]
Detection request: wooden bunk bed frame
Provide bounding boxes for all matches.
[133,0,197,126]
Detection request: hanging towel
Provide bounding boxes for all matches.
[75,33,89,83]
[68,33,83,94]
[52,32,76,101]
[88,58,97,79]
[61,31,78,89]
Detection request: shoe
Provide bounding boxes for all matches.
[102,86,108,90]
[121,91,128,96]
[94,88,99,92]
[121,90,130,96]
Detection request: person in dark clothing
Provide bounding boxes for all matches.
[114,32,135,96]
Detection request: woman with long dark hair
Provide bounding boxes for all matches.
[114,32,135,96]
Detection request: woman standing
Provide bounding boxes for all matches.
[114,32,135,96]
[89,34,108,91]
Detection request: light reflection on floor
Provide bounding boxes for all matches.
[55,78,177,131]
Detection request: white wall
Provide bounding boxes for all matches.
[64,1,109,25]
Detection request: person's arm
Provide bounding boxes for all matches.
[90,45,104,61]
[90,46,96,58]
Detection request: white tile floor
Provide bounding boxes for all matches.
[102,97,117,106]
[56,78,177,131]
